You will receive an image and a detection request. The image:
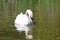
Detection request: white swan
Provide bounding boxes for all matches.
[14,9,34,39]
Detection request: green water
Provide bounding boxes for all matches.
[0,0,60,40]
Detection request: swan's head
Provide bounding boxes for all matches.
[26,9,33,18]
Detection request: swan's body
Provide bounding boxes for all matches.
[15,12,30,25]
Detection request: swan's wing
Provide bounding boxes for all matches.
[15,14,30,25]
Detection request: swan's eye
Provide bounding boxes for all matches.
[27,13,29,17]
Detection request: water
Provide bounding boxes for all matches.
[0,0,60,40]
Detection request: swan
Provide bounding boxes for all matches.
[14,9,34,39]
